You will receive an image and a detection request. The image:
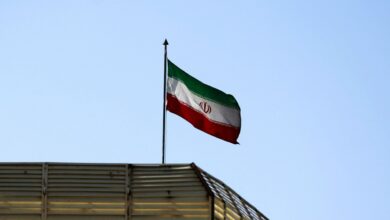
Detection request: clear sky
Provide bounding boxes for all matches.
[0,1,389,219]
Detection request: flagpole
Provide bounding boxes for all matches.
[162,39,168,164]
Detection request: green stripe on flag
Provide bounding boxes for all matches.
[168,60,240,109]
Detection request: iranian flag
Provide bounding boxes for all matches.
[166,60,241,144]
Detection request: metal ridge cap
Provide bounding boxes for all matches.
[0,162,193,166]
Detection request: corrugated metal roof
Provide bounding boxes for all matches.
[0,163,268,220]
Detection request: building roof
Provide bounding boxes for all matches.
[0,162,268,220]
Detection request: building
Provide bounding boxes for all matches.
[0,163,268,220]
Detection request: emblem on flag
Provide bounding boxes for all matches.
[199,102,212,114]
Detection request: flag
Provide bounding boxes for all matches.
[166,60,241,144]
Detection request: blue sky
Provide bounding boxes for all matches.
[0,1,389,219]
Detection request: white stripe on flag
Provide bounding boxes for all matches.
[167,77,240,128]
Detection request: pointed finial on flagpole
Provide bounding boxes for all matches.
[163,39,169,46]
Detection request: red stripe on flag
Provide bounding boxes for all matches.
[167,94,240,144]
